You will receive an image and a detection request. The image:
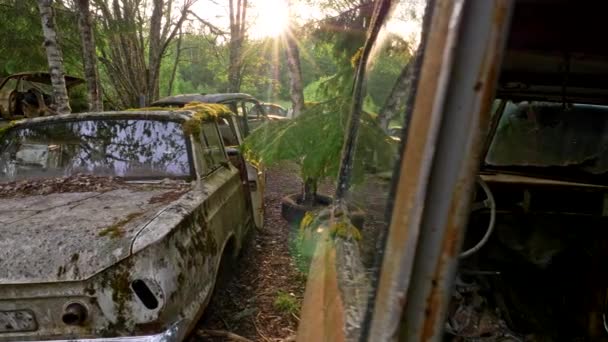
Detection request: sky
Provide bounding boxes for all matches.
[190,0,295,39]
[188,0,424,41]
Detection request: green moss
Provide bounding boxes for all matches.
[0,120,20,139]
[99,212,142,238]
[103,260,134,335]
[330,220,362,241]
[300,212,316,231]
[351,47,364,69]
[182,119,201,137]
[180,102,233,139]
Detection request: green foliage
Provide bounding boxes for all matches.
[274,291,299,315]
[366,33,412,110]
[243,98,396,187]
[159,36,287,102]
[68,86,89,113]
[0,0,83,77]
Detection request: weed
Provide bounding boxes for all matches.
[274,291,299,315]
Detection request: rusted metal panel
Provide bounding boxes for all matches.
[366,0,464,339]
[296,230,347,342]
[366,0,513,341]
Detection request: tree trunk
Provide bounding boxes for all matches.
[284,2,305,117]
[302,177,318,206]
[93,0,194,107]
[228,0,247,93]
[38,0,71,114]
[378,62,410,132]
[147,0,163,103]
[167,30,182,96]
[75,0,102,112]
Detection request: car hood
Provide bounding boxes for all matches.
[0,187,190,284]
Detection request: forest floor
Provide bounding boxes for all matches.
[192,163,307,342]
[191,163,392,342]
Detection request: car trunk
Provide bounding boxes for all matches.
[0,185,189,285]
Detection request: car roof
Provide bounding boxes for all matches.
[260,103,286,109]
[2,110,194,130]
[498,0,608,105]
[152,93,259,107]
[1,72,84,88]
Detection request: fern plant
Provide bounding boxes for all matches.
[243,97,396,205]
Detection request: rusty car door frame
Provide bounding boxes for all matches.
[365,1,513,341]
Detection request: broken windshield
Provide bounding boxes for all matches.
[485,101,608,176]
[0,119,191,182]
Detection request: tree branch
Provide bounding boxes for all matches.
[188,10,228,36]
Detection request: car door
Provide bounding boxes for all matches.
[224,114,265,229]
[197,121,252,256]
[243,100,266,130]
[295,1,512,341]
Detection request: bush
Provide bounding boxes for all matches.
[243,98,396,194]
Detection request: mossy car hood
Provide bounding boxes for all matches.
[0,186,189,284]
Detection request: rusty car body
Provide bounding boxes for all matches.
[0,109,261,341]
[0,72,84,120]
[298,0,608,341]
[152,93,288,134]
[249,102,289,118]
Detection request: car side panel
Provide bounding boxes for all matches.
[153,166,252,333]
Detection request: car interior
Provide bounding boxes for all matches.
[445,1,608,340]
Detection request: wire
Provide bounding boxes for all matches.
[460,176,496,258]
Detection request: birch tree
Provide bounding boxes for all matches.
[378,63,409,131]
[228,0,248,93]
[37,0,71,114]
[75,0,102,111]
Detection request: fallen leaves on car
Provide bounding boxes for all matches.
[0,174,130,198]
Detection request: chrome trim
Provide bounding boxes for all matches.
[19,320,188,342]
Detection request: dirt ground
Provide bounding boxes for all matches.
[194,164,308,342]
[193,164,392,342]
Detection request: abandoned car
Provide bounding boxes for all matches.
[0,108,262,341]
[152,93,288,134]
[0,72,84,120]
[249,102,289,118]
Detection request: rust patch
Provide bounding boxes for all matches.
[148,189,188,204]
[99,212,143,238]
[297,230,346,342]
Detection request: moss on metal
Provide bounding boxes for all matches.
[300,209,361,241]
[0,120,20,139]
[99,212,142,238]
[351,47,364,69]
[181,102,233,137]
[330,220,362,240]
[99,259,134,336]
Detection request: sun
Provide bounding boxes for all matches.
[251,0,290,38]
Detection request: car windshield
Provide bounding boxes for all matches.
[20,80,53,93]
[486,101,608,175]
[0,119,191,182]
